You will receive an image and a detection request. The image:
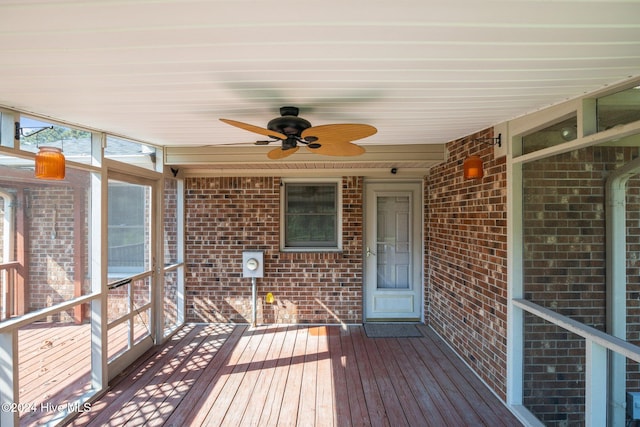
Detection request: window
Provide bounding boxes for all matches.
[521,115,578,155]
[597,84,640,132]
[18,116,94,165]
[106,135,158,171]
[282,179,342,250]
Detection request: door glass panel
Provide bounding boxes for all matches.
[376,196,411,289]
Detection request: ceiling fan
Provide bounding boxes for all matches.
[219,106,377,159]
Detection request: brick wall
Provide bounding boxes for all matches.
[627,175,640,389]
[29,187,75,309]
[521,145,640,424]
[27,184,89,322]
[426,129,509,399]
[184,176,364,324]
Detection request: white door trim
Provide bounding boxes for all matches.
[364,181,424,322]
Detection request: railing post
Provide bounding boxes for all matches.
[1,269,7,320]
[585,339,608,427]
[0,263,19,321]
[0,330,19,427]
[8,267,15,318]
[15,189,27,317]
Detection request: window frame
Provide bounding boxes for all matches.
[280,177,343,252]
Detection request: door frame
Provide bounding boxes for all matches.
[363,180,424,322]
[105,166,161,379]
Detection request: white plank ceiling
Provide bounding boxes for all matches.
[0,0,639,155]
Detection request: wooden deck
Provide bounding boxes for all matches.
[16,321,134,427]
[64,323,521,427]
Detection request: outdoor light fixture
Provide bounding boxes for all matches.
[35,146,65,180]
[463,155,484,179]
[560,126,577,141]
[463,133,501,180]
[14,123,65,180]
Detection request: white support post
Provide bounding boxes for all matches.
[507,154,524,407]
[90,165,107,391]
[177,178,185,327]
[605,156,640,425]
[585,340,607,427]
[0,331,18,427]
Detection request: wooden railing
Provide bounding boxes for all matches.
[0,261,20,321]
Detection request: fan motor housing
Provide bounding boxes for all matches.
[267,116,311,136]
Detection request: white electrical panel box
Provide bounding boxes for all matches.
[627,391,640,420]
[242,251,264,278]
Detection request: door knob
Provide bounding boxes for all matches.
[366,246,376,257]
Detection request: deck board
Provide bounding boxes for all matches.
[315,327,334,426]
[327,327,352,427]
[339,327,371,427]
[362,334,408,426]
[258,326,298,427]
[278,326,307,427]
[239,325,287,426]
[349,326,390,427]
[376,337,430,427]
[62,323,523,427]
[298,327,318,426]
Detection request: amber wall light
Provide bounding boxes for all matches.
[463,133,501,180]
[35,146,65,180]
[463,155,483,180]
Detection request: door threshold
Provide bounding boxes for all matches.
[364,318,421,323]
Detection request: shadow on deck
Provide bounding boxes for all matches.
[53,323,523,427]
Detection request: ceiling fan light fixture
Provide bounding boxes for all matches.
[282,137,298,150]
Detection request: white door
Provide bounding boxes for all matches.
[364,182,422,321]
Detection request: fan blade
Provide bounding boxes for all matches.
[308,141,365,156]
[220,118,287,140]
[301,123,377,142]
[267,146,300,160]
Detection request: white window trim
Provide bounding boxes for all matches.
[280,177,343,252]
